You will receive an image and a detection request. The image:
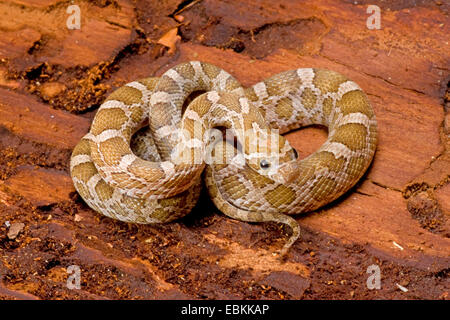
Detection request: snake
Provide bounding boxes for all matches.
[70,61,377,256]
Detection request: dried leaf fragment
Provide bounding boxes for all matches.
[157,28,180,54]
[174,15,184,22]
[7,222,25,239]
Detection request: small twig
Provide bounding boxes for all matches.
[396,283,408,292]
[173,0,202,16]
[393,241,404,251]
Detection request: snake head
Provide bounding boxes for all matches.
[267,159,300,184]
[245,130,300,183]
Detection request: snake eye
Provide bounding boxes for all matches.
[260,159,271,169]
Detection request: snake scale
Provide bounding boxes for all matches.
[70,61,377,256]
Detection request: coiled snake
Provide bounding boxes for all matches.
[70,61,377,256]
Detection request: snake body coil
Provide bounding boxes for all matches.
[70,61,377,255]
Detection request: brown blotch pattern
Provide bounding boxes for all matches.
[275,97,294,120]
[264,80,282,98]
[313,69,348,93]
[217,94,241,113]
[336,90,374,118]
[225,78,242,92]
[322,97,334,120]
[230,116,243,130]
[281,71,304,93]
[206,171,219,198]
[130,106,144,123]
[128,158,164,182]
[137,77,159,91]
[315,151,346,173]
[99,136,131,165]
[182,118,200,136]
[109,171,135,187]
[106,86,143,105]
[75,182,92,200]
[311,177,339,201]
[345,155,368,177]
[244,168,274,189]
[201,62,221,79]
[72,138,91,157]
[301,87,317,110]
[111,202,127,217]
[73,162,98,183]
[91,108,128,136]
[264,184,296,208]
[95,179,114,202]
[121,126,134,142]
[157,76,182,93]
[331,123,368,151]
[191,97,211,118]
[243,87,260,102]
[222,175,249,200]
[149,207,171,222]
[179,63,196,81]
[159,191,187,208]
[297,161,321,185]
[265,70,303,96]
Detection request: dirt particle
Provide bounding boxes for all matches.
[399,279,410,287]
[444,113,450,135]
[7,222,25,239]
[157,28,180,55]
[260,271,310,299]
[0,68,20,89]
[40,82,67,101]
[395,283,409,292]
[173,15,184,22]
[406,191,447,234]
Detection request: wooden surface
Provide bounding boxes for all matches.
[0,0,449,299]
